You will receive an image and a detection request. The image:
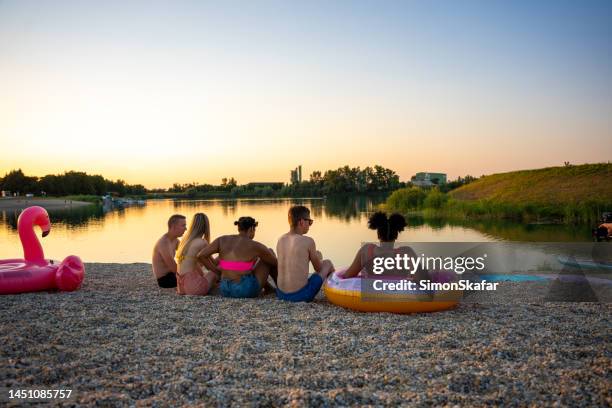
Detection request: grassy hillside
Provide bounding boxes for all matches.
[386,163,612,223]
[449,163,612,205]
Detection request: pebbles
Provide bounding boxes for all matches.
[0,263,610,406]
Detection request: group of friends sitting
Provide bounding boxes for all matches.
[152,205,410,302]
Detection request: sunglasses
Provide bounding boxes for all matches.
[301,218,314,226]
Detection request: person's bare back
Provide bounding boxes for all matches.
[152,234,178,278]
[152,214,187,288]
[198,216,277,298]
[275,206,334,302]
[276,232,316,293]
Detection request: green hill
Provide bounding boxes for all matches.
[386,163,612,223]
[450,163,612,205]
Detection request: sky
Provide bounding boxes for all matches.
[1,0,611,188]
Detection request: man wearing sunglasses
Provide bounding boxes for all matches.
[276,205,334,302]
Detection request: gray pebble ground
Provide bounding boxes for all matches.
[1,263,610,407]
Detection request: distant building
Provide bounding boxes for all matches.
[411,172,447,187]
[246,182,284,190]
[290,165,302,184]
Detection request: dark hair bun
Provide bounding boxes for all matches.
[368,212,388,230]
[388,213,407,232]
[235,216,258,231]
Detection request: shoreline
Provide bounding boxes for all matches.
[0,198,93,211]
[0,263,609,406]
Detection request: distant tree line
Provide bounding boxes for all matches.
[1,167,476,199]
[163,177,239,196]
[282,165,402,196]
[163,165,403,197]
[0,169,146,196]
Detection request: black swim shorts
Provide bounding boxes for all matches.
[157,272,177,288]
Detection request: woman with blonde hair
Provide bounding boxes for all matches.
[175,213,219,295]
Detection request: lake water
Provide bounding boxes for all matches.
[0,196,597,265]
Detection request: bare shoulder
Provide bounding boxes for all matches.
[190,237,208,252]
[277,232,290,241]
[356,244,369,257]
[217,235,232,245]
[300,235,316,248]
[252,240,270,252]
[154,235,168,251]
[397,245,417,257]
[164,235,178,249]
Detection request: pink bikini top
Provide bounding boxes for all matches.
[218,259,256,272]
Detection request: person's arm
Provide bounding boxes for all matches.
[342,247,364,278]
[159,241,178,274]
[307,239,324,272]
[399,246,428,281]
[197,238,221,274]
[255,242,277,266]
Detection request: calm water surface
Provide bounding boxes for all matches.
[0,197,595,265]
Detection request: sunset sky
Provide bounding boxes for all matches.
[1,1,611,188]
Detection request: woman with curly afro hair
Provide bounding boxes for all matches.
[341,211,427,281]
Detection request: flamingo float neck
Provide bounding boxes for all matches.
[17,206,49,266]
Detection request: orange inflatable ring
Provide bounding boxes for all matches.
[324,268,461,314]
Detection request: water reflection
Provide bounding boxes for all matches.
[169,196,388,223]
[1,198,597,241]
[421,218,593,242]
[319,195,387,222]
[1,205,106,230]
[0,197,600,263]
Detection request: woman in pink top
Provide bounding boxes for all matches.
[175,213,219,295]
[198,217,277,298]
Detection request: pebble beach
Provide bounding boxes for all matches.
[1,263,610,406]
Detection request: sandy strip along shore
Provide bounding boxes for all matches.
[1,263,609,406]
[0,198,92,212]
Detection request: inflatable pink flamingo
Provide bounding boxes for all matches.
[0,206,84,294]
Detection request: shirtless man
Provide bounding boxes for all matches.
[152,214,187,288]
[276,205,334,302]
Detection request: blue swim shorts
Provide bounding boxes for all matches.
[276,274,323,302]
[220,274,261,298]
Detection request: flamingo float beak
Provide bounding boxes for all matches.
[40,217,51,237]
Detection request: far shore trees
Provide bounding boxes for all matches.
[0,169,145,197]
[1,165,478,199]
[159,165,404,198]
